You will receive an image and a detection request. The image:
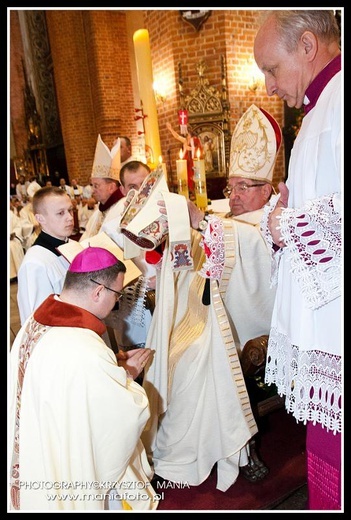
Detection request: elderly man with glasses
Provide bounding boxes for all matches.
[222,179,273,216]
[142,105,283,490]
[189,103,281,370]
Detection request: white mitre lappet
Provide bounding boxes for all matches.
[119,167,194,272]
[91,134,121,181]
[229,104,282,184]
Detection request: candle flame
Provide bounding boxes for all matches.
[159,155,163,164]
[179,148,184,160]
[196,148,201,160]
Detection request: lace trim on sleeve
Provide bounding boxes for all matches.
[118,276,150,327]
[278,193,341,309]
[265,327,341,433]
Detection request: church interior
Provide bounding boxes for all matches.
[8,9,342,512]
[10,9,293,197]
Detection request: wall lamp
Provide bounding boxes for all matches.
[246,59,264,93]
[153,79,168,105]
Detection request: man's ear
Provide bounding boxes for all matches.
[35,213,44,225]
[120,186,128,197]
[263,183,273,200]
[300,30,318,62]
[91,283,104,302]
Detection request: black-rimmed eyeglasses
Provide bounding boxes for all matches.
[223,183,266,198]
[90,279,125,301]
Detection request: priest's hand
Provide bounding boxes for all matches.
[117,348,154,380]
[157,198,205,230]
[268,182,289,248]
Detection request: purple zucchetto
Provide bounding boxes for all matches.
[69,246,119,273]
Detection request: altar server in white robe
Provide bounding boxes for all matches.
[17,186,75,325]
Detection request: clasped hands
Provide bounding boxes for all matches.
[117,348,154,380]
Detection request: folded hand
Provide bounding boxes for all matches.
[117,348,154,380]
[268,182,289,248]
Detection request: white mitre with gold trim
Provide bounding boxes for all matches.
[91,134,121,181]
[229,104,282,184]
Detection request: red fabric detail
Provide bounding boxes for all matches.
[145,242,165,264]
[259,107,282,152]
[145,250,162,264]
[178,109,188,125]
[34,294,106,336]
[99,187,124,212]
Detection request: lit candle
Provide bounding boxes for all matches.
[158,155,167,178]
[176,148,189,198]
[133,29,162,170]
[193,149,208,210]
[193,148,206,181]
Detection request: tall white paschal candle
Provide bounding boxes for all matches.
[133,29,162,170]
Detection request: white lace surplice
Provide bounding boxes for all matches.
[260,73,342,434]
